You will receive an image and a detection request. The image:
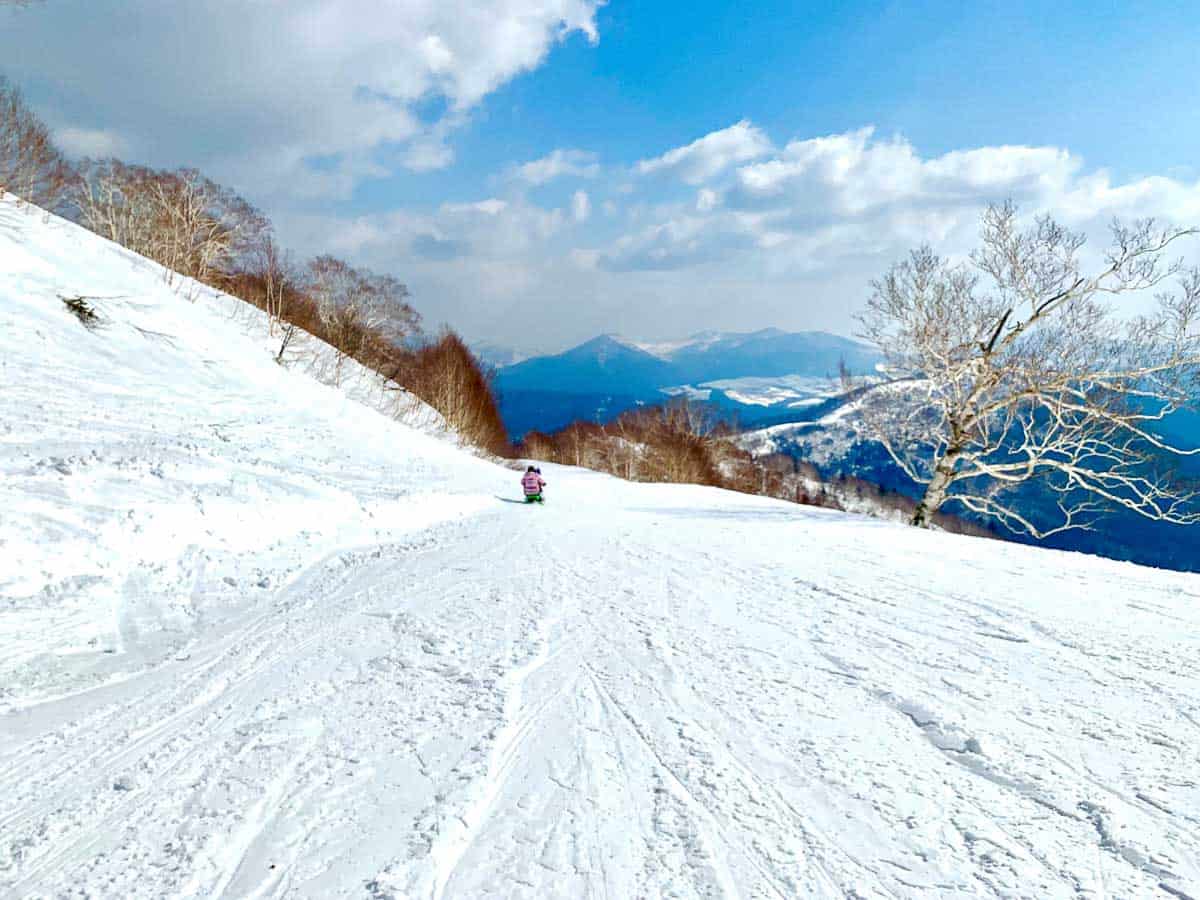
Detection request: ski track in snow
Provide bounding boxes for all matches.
[3,197,1200,898]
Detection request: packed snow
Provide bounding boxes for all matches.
[3,197,1200,898]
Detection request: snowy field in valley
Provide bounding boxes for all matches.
[699,375,838,408]
[3,198,1200,898]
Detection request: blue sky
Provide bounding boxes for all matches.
[322,0,1200,216]
[449,0,1198,183]
[3,0,1199,350]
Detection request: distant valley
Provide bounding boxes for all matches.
[487,329,880,438]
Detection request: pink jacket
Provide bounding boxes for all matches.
[522,471,546,495]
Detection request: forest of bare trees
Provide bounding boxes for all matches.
[74,160,270,289]
[227,250,507,452]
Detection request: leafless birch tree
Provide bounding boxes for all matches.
[855,202,1200,537]
[246,234,295,333]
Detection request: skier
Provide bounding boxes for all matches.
[521,465,546,504]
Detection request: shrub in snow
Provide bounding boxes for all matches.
[60,294,101,330]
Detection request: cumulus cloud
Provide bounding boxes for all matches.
[601,126,1200,295]
[636,120,773,185]
[402,133,457,173]
[729,127,1085,218]
[515,149,601,185]
[598,213,760,272]
[0,0,602,201]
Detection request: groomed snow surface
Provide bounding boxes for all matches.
[3,197,1200,898]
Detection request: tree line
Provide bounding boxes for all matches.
[517,399,997,536]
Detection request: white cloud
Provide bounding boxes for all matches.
[602,127,1200,287]
[280,195,584,338]
[636,120,773,185]
[445,198,509,216]
[53,126,129,159]
[598,213,760,272]
[515,149,601,185]
[0,0,603,201]
[303,196,562,268]
[571,189,591,222]
[402,132,457,172]
[729,127,1087,218]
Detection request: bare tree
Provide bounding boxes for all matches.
[606,400,720,485]
[391,331,508,452]
[0,76,73,211]
[304,255,419,384]
[73,160,268,289]
[306,255,372,385]
[855,202,1200,537]
[245,233,295,334]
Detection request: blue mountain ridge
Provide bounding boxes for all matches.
[491,329,880,438]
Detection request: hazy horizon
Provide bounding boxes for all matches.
[479,325,880,360]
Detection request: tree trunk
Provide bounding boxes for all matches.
[911,455,958,528]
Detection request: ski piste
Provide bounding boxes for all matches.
[4,197,1199,898]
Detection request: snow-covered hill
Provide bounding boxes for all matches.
[3,197,1200,898]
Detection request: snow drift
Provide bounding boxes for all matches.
[2,196,1199,898]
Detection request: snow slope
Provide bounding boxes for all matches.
[3,198,1200,898]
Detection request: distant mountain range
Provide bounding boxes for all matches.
[487,329,880,438]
